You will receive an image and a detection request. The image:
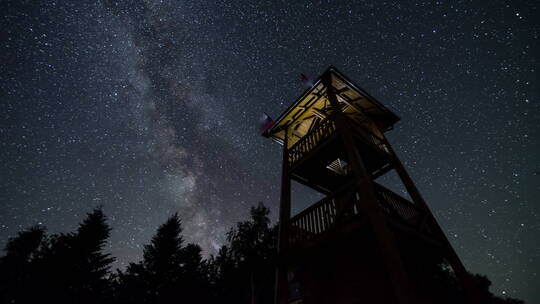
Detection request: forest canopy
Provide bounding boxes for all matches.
[0,205,523,304]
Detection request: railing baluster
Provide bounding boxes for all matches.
[329,200,334,225]
[311,211,316,233]
[318,207,323,233]
[290,183,404,244]
[312,210,316,233]
[306,212,312,234]
[316,207,322,233]
[374,183,422,224]
[305,215,311,235]
[288,116,343,167]
[318,206,323,232]
[322,202,330,231]
[352,192,358,215]
[330,199,336,220]
[312,207,316,234]
[320,204,326,231]
[289,115,394,168]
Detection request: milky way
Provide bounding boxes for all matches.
[1,0,538,302]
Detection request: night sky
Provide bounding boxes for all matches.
[1,0,539,302]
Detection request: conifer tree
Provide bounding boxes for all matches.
[178,243,214,303]
[72,207,115,301]
[116,213,185,303]
[0,205,527,304]
[113,261,153,304]
[0,226,45,303]
[37,207,114,304]
[115,213,215,304]
[143,213,184,279]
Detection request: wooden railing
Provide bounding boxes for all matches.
[373,183,422,223]
[289,182,423,246]
[289,188,340,246]
[287,115,391,168]
[288,116,337,166]
[346,116,391,155]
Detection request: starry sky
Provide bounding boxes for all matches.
[1,0,539,302]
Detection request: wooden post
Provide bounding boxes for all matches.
[275,129,291,304]
[322,73,416,304]
[383,137,481,304]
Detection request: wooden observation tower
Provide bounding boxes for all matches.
[263,66,477,304]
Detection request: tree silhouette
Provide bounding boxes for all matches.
[143,213,185,303]
[0,225,45,303]
[209,245,238,301]
[115,213,213,304]
[113,261,153,304]
[470,274,524,304]
[211,203,277,304]
[35,207,114,304]
[143,213,184,279]
[178,243,213,303]
[413,258,525,304]
[0,208,114,304]
[115,214,184,304]
[0,205,526,304]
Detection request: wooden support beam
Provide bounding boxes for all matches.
[290,174,332,196]
[383,137,482,304]
[336,90,368,115]
[334,87,350,95]
[275,130,291,304]
[372,163,393,180]
[322,72,418,304]
[385,217,445,251]
[312,108,328,119]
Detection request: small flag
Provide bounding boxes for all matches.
[260,113,275,136]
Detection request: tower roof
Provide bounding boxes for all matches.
[265,66,400,145]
